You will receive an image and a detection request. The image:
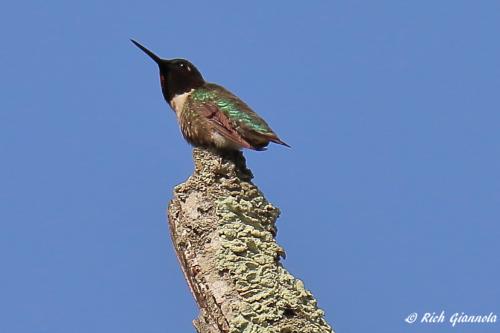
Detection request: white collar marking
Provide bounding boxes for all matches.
[170,89,194,115]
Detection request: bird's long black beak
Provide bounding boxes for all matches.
[130,39,161,64]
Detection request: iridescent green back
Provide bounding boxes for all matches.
[191,84,274,135]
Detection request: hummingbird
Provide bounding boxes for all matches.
[131,39,289,151]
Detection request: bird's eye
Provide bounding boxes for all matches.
[179,62,191,71]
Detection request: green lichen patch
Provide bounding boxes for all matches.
[215,194,333,333]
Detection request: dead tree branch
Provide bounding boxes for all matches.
[167,148,334,333]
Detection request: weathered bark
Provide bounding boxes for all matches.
[167,148,334,333]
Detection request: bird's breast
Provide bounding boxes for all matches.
[170,90,194,117]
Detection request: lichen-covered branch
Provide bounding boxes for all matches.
[167,148,334,333]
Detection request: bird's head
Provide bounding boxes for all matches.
[131,39,205,103]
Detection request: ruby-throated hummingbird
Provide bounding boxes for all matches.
[131,39,289,151]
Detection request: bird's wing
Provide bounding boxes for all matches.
[193,101,255,149]
[191,84,289,149]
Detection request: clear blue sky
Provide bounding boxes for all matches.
[1,1,499,332]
